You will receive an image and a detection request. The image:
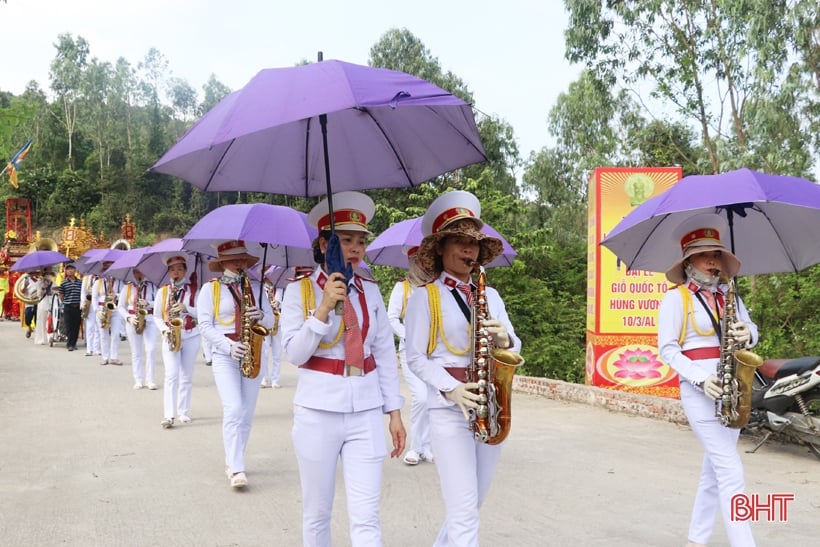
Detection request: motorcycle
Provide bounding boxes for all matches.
[745,355,820,460]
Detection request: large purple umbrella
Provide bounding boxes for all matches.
[132,238,220,287]
[150,59,486,205]
[10,250,72,273]
[83,249,128,277]
[601,168,820,275]
[366,217,518,269]
[74,249,108,275]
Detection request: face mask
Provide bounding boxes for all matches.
[685,262,720,290]
[221,271,241,284]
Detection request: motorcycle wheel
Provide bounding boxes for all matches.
[800,391,820,460]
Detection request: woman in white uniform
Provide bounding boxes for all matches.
[118,269,158,390]
[195,240,273,489]
[387,246,434,466]
[404,190,521,547]
[281,191,405,547]
[657,213,757,547]
[153,254,200,429]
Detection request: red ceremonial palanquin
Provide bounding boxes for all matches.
[4,271,22,321]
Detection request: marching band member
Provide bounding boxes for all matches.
[118,268,159,390]
[195,240,273,489]
[20,270,42,338]
[34,269,55,345]
[280,191,405,546]
[657,214,757,547]
[81,271,101,356]
[405,190,521,547]
[91,262,125,365]
[260,279,284,389]
[387,246,434,466]
[152,254,200,429]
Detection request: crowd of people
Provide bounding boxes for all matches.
[6,189,760,547]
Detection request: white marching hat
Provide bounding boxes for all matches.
[207,240,260,272]
[665,213,741,284]
[308,191,375,234]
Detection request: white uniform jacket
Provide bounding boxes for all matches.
[152,282,200,341]
[195,278,274,355]
[281,269,404,414]
[91,277,123,314]
[405,272,521,410]
[117,281,156,322]
[658,282,758,385]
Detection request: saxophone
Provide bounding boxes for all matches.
[135,283,148,335]
[100,280,116,330]
[716,274,763,428]
[466,264,525,444]
[267,285,281,336]
[167,286,183,352]
[239,272,270,378]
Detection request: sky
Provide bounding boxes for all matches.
[0,0,582,172]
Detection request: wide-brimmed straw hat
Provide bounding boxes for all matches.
[308,191,375,235]
[207,240,260,272]
[665,213,741,284]
[416,190,503,275]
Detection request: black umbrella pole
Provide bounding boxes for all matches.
[320,112,344,316]
[258,244,268,306]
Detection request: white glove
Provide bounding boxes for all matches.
[700,375,723,401]
[482,319,511,348]
[96,310,105,321]
[729,321,751,347]
[137,298,148,308]
[244,305,263,322]
[171,302,187,314]
[127,316,139,326]
[443,382,481,420]
[230,342,248,361]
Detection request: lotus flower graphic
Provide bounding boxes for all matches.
[612,348,663,379]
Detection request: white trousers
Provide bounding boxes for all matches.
[262,332,282,384]
[34,301,49,345]
[292,406,387,547]
[212,351,262,474]
[399,348,431,455]
[202,339,213,363]
[681,381,755,547]
[430,407,502,547]
[98,313,124,361]
[125,320,158,385]
[84,312,100,353]
[161,334,199,419]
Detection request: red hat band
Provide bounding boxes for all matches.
[317,209,368,232]
[432,207,476,234]
[680,227,721,252]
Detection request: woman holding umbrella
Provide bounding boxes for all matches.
[280,191,405,546]
[657,213,757,547]
[195,241,273,489]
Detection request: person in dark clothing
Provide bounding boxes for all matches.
[58,263,83,351]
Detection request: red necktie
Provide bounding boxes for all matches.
[343,296,365,370]
[457,283,473,306]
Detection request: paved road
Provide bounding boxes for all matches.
[0,320,817,546]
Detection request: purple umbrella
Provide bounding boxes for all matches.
[10,250,72,273]
[82,249,128,277]
[150,59,486,204]
[73,249,108,275]
[601,168,820,275]
[133,238,219,287]
[105,248,152,283]
[182,204,316,267]
[366,217,518,269]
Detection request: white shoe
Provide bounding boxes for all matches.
[161,417,174,429]
[420,451,435,463]
[271,382,281,389]
[230,472,248,488]
[133,383,143,390]
[147,383,158,390]
[260,381,271,389]
[403,450,421,466]
[178,415,191,424]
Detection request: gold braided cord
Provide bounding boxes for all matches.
[677,286,715,344]
[301,278,344,348]
[211,282,235,326]
[426,284,469,356]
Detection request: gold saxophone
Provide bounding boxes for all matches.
[239,272,270,379]
[167,286,183,352]
[267,285,281,336]
[135,284,148,335]
[716,274,763,428]
[100,281,116,330]
[466,264,525,444]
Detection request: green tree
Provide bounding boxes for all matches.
[49,33,90,167]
